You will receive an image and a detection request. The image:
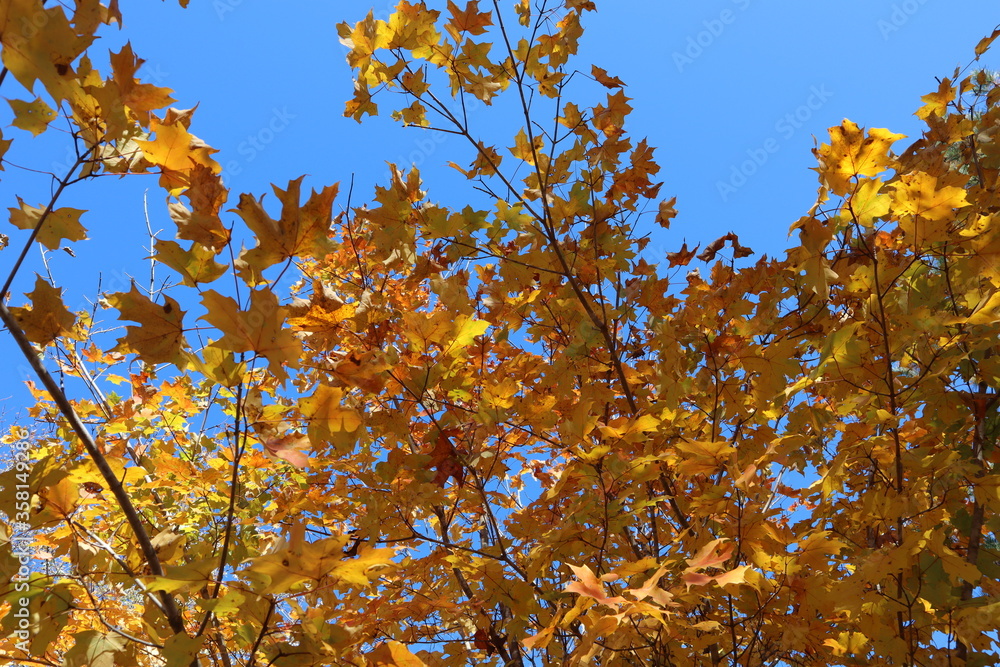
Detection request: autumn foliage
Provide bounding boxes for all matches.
[1,1,1000,666]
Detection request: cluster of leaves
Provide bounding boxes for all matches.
[0,1,999,665]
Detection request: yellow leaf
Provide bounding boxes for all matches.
[713,565,750,588]
[234,178,338,277]
[109,43,176,124]
[814,321,863,377]
[445,1,492,41]
[8,98,55,135]
[847,178,890,228]
[685,539,734,571]
[655,197,677,229]
[9,275,76,346]
[814,120,905,196]
[299,385,363,451]
[0,0,92,99]
[199,289,302,379]
[674,441,735,476]
[136,115,221,195]
[824,631,869,656]
[145,557,216,593]
[892,172,969,228]
[287,280,356,343]
[108,286,186,365]
[509,127,544,164]
[367,641,427,666]
[153,239,227,286]
[975,27,1000,57]
[692,620,722,632]
[565,564,626,608]
[8,198,87,250]
[963,290,1000,326]
[916,79,954,120]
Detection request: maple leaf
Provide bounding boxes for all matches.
[8,198,87,250]
[697,232,752,262]
[0,0,93,99]
[627,565,677,608]
[9,275,76,346]
[814,120,905,195]
[8,97,56,135]
[153,239,227,286]
[655,196,677,229]
[591,65,624,89]
[565,564,627,609]
[427,427,464,487]
[685,539,734,571]
[890,171,970,243]
[169,164,231,250]
[136,115,221,195]
[367,641,427,666]
[260,432,310,468]
[107,285,187,365]
[666,241,698,267]
[846,177,890,228]
[109,42,176,125]
[199,289,302,379]
[592,90,632,137]
[445,0,492,41]
[286,280,356,344]
[299,384,363,452]
[246,534,393,594]
[234,177,338,277]
[916,78,954,120]
[11,3,1000,665]
[975,26,1000,57]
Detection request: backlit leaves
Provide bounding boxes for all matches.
[9,275,76,346]
[107,286,186,365]
[8,97,56,135]
[8,199,87,250]
[135,115,221,195]
[153,239,227,286]
[199,289,301,379]
[234,177,338,276]
[299,384,363,451]
[814,120,905,195]
[5,3,1000,667]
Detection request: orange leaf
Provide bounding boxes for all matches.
[591,65,624,89]
[445,1,492,41]
[565,564,626,608]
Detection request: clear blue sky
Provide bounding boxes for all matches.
[1,0,998,415]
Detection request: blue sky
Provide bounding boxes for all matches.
[1,0,998,415]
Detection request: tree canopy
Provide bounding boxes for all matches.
[1,2,1000,666]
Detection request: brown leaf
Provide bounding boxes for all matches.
[666,241,698,267]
